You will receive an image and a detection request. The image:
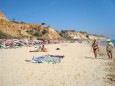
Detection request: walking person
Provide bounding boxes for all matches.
[92,39,99,59]
[106,39,114,59]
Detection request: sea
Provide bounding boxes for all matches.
[111,40,115,45]
[99,39,115,47]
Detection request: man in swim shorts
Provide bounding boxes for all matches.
[106,39,114,59]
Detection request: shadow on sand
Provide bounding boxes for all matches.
[84,56,108,60]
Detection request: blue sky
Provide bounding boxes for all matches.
[0,0,115,39]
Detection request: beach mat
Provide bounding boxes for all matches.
[31,55,63,64]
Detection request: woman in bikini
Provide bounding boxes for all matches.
[92,39,99,59]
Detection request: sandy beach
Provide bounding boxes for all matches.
[0,42,115,86]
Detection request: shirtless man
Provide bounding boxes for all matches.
[106,40,114,59]
[92,39,99,59]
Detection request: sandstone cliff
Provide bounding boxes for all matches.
[0,11,108,40]
[0,11,62,39]
[60,30,108,40]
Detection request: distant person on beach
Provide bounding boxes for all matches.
[106,40,114,59]
[36,45,42,51]
[92,39,99,59]
[41,45,47,52]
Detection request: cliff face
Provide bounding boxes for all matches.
[0,11,8,21]
[60,30,108,40]
[0,11,108,40]
[0,11,62,39]
[66,31,88,39]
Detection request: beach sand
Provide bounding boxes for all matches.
[0,42,115,86]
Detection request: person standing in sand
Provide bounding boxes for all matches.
[106,40,114,59]
[92,39,99,59]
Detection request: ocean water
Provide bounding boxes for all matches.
[111,40,115,44]
[99,39,115,46]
